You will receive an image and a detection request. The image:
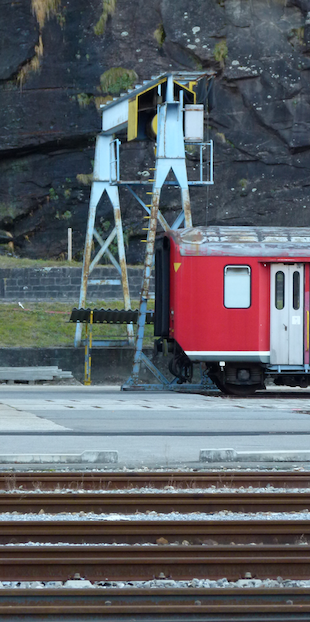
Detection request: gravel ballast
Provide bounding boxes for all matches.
[0,510,310,520]
[1,577,310,589]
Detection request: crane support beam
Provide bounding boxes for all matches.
[75,72,215,387]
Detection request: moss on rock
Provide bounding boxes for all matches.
[94,0,116,36]
[100,67,137,95]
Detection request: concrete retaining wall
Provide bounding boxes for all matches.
[0,267,154,302]
[0,347,154,384]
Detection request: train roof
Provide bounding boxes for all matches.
[168,226,310,257]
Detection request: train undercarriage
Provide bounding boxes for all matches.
[162,339,310,395]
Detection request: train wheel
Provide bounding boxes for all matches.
[210,375,260,396]
[221,383,261,396]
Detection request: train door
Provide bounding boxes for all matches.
[270,264,304,365]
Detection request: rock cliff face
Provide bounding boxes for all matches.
[1,0,310,261]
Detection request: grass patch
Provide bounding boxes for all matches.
[17,36,44,87]
[76,173,93,186]
[94,0,116,36]
[153,24,166,47]
[213,39,228,66]
[77,93,93,108]
[0,256,144,268]
[0,301,154,347]
[0,256,83,268]
[100,67,137,95]
[32,0,62,29]
[289,27,305,47]
[94,95,113,110]
[18,0,65,87]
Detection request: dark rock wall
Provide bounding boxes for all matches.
[1,0,310,262]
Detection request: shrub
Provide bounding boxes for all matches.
[213,39,228,66]
[100,67,137,95]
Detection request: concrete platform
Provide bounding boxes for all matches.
[0,386,309,468]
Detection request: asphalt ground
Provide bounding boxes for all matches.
[0,386,309,468]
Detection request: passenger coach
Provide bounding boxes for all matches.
[155,227,310,395]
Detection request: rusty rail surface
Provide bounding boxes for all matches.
[0,588,309,619]
[1,544,310,581]
[1,519,310,545]
[1,472,310,619]
[2,470,310,491]
[0,491,309,513]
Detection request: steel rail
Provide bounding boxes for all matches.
[0,588,309,619]
[2,470,310,490]
[1,519,310,545]
[0,491,310,513]
[0,545,310,580]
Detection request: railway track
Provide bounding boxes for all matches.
[2,588,310,620]
[1,518,309,544]
[1,469,310,516]
[1,544,310,581]
[1,470,310,620]
[2,469,310,490]
[1,588,310,620]
[0,490,309,513]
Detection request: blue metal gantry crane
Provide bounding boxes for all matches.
[74,71,214,388]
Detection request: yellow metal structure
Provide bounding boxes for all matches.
[84,310,93,385]
[127,76,196,142]
[151,114,158,136]
[174,80,197,103]
[128,97,138,141]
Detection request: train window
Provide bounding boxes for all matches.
[224,266,251,308]
[293,271,300,310]
[275,271,285,310]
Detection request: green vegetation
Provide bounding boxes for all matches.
[76,173,93,186]
[94,0,116,36]
[18,1,65,86]
[289,27,305,46]
[213,39,228,66]
[31,0,62,29]
[99,219,112,233]
[185,144,200,161]
[100,222,131,258]
[226,139,235,148]
[49,187,59,201]
[0,301,154,347]
[94,95,113,110]
[100,67,137,95]
[0,255,143,269]
[0,256,82,268]
[0,202,19,221]
[55,209,72,220]
[215,132,234,147]
[239,178,248,195]
[77,93,93,108]
[153,24,166,47]
[17,36,43,86]
[215,132,226,143]
[56,9,66,28]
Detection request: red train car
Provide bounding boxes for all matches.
[155,226,310,394]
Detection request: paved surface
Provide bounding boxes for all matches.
[0,386,309,467]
